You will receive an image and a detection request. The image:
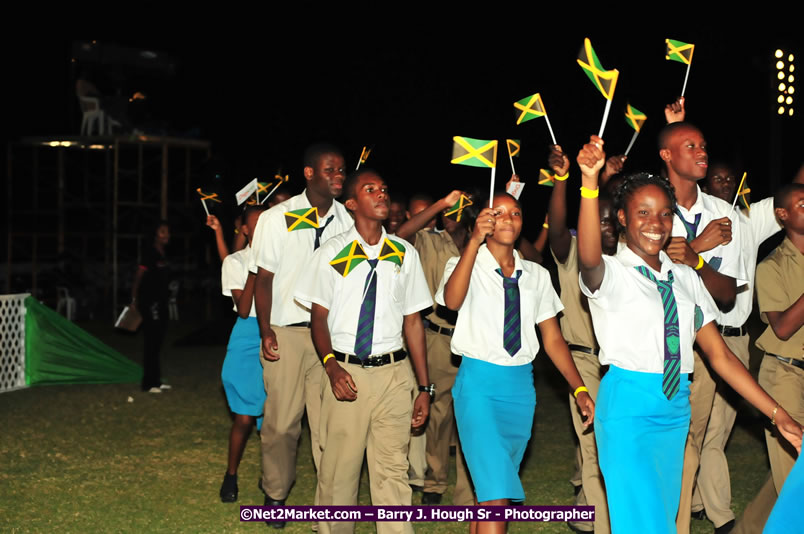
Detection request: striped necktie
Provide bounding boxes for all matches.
[354,259,379,360]
[635,266,680,399]
[675,210,701,242]
[314,215,334,250]
[496,268,522,357]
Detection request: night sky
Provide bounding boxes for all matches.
[5,27,802,237]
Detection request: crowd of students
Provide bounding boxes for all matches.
[184,98,804,534]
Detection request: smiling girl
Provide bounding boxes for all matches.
[575,136,803,534]
[437,192,593,534]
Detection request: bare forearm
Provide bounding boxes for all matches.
[698,266,736,311]
[578,173,605,290]
[396,197,451,242]
[236,273,256,318]
[404,314,429,386]
[254,269,274,336]
[766,295,804,341]
[548,179,572,262]
[541,320,585,392]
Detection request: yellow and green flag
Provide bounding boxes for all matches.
[625,104,647,132]
[514,93,546,125]
[577,38,619,100]
[285,207,319,231]
[451,137,497,168]
[379,239,405,266]
[666,39,694,65]
[359,146,371,165]
[538,169,555,187]
[506,139,521,158]
[444,194,473,222]
[196,188,222,203]
[330,241,368,277]
[257,181,271,195]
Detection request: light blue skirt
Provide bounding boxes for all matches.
[764,454,804,533]
[595,365,690,534]
[221,317,265,429]
[453,356,536,503]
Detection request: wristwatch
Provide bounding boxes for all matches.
[418,384,436,399]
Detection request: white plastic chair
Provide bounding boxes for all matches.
[78,96,121,136]
[56,287,77,321]
[168,280,180,320]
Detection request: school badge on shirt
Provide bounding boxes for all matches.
[285,207,319,231]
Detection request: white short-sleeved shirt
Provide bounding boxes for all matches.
[580,247,718,374]
[295,226,432,356]
[222,246,256,317]
[435,244,563,367]
[718,197,781,327]
[249,191,353,326]
[673,187,748,320]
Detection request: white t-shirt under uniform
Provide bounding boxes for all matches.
[222,245,256,317]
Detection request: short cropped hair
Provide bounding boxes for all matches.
[303,143,343,169]
[774,182,804,210]
[657,121,702,151]
[342,168,381,203]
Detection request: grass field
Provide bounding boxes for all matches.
[0,316,773,533]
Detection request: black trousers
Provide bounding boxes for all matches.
[142,301,168,390]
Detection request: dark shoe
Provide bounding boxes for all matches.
[263,494,286,529]
[409,484,423,493]
[219,473,238,503]
[715,519,735,534]
[690,509,707,521]
[421,492,442,505]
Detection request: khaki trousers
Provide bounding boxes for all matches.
[317,359,416,534]
[259,325,324,500]
[567,349,609,534]
[691,334,750,527]
[422,329,472,504]
[676,350,717,534]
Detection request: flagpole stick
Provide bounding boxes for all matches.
[598,98,613,138]
[261,180,284,204]
[730,172,747,214]
[544,113,558,145]
[489,166,496,208]
[508,152,516,176]
[256,188,260,205]
[355,160,361,171]
[201,198,209,216]
[681,61,692,98]
[624,131,639,156]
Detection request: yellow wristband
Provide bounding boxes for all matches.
[580,186,599,199]
[573,386,589,398]
[554,172,569,182]
[542,222,549,229]
[322,353,335,364]
[694,255,705,271]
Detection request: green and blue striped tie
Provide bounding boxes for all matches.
[635,266,681,400]
[496,268,522,357]
[354,259,379,360]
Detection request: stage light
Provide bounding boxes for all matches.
[778,95,785,103]
[775,49,783,58]
[789,75,795,83]
[778,106,785,114]
[777,60,785,70]
[779,83,786,91]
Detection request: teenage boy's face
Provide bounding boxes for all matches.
[305,153,346,199]
[599,198,618,254]
[351,173,389,221]
[706,165,737,203]
[662,126,708,181]
[778,189,804,235]
[386,201,406,233]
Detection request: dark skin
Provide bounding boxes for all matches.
[444,192,594,534]
[225,210,262,476]
[310,172,430,429]
[131,224,170,311]
[576,135,802,457]
[546,145,618,264]
[765,189,804,341]
[660,124,736,311]
[395,189,464,244]
[255,152,346,361]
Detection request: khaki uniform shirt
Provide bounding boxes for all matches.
[552,236,597,349]
[414,228,460,329]
[756,237,804,359]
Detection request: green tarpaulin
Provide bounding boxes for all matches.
[24,297,142,385]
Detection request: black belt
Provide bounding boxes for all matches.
[717,323,747,337]
[768,353,804,371]
[285,322,311,328]
[568,344,600,356]
[427,322,454,337]
[333,349,407,368]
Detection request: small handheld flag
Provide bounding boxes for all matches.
[624,104,647,156]
[260,173,290,204]
[730,172,749,214]
[538,169,556,187]
[197,188,222,216]
[236,178,259,206]
[444,194,474,222]
[356,146,372,170]
[451,137,498,208]
[577,38,619,137]
[514,93,557,145]
[506,139,520,175]
[666,39,695,97]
